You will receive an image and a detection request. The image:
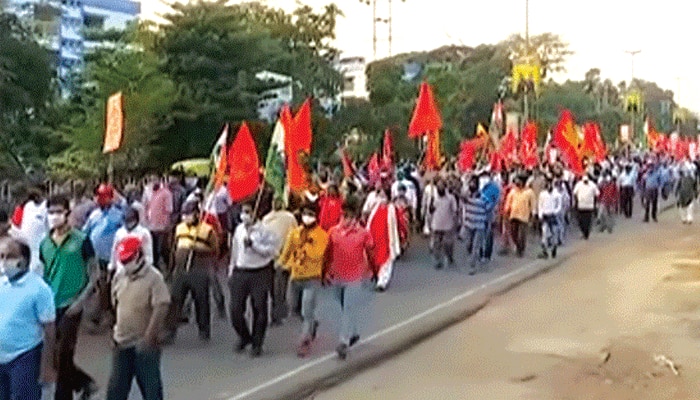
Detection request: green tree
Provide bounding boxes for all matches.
[503,33,573,79]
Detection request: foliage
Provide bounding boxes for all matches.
[503,33,573,79]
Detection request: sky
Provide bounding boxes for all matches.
[143,0,700,113]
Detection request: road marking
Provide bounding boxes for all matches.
[228,260,542,400]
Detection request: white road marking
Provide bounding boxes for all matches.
[228,261,542,400]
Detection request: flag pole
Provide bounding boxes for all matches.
[107,153,114,184]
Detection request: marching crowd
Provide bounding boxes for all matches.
[1,152,698,400]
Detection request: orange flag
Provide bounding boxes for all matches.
[423,130,442,171]
[553,110,584,176]
[408,82,442,138]
[213,123,230,189]
[382,129,394,171]
[103,92,124,153]
[227,122,260,202]
[287,100,313,193]
[519,121,539,169]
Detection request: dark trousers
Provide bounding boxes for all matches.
[481,221,494,260]
[151,230,169,269]
[55,308,94,400]
[620,186,634,218]
[271,268,291,322]
[106,345,163,400]
[509,219,528,256]
[167,268,210,336]
[0,344,42,400]
[644,188,659,221]
[577,209,594,239]
[228,266,273,348]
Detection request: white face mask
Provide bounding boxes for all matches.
[301,215,316,226]
[47,213,66,230]
[240,212,253,225]
[0,258,26,279]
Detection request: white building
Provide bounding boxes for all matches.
[255,70,293,123]
[336,56,369,100]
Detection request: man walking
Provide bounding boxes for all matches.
[429,180,458,269]
[228,203,279,357]
[0,237,56,400]
[537,179,562,259]
[504,176,535,257]
[460,176,489,275]
[40,195,98,400]
[676,167,697,224]
[573,175,599,239]
[618,163,636,218]
[107,236,170,400]
[642,162,662,223]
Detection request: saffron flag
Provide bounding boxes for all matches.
[287,100,312,193]
[212,123,230,190]
[500,128,518,168]
[382,129,394,171]
[103,92,124,153]
[227,122,260,202]
[265,119,286,201]
[644,116,660,150]
[519,121,539,169]
[457,137,487,173]
[581,122,607,163]
[368,153,381,186]
[408,82,442,138]
[423,130,442,171]
[552,110,584,176]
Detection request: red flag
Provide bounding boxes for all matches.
[552,110,584,176]
[408,82,442,138]
[519,121,539,169]
[423,130,442,171]
[581,122,607,163]
[499,128,518,169]
[213,123,230,189]
[457,137,488,173]
[227,122,260,202]
[287,99,313,193]
[489,151,503,173]
[368,153,380,186]
[382,129,394,171]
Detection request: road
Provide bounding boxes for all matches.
[310,204,700,400]
[74,200,669,400]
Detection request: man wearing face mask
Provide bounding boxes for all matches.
[598,171,618,233]
[537,179,562,259]
[430,181,458,269]
[109,207,153,274]
[460,176,489,275]
[163,201,218,343]
[0,237,57,400]
[573,175,600,240]
[278,204,328,357]
[40,195,98,400]
[107,236,170,400]
[618,162,636,218]
[228,203,280,357]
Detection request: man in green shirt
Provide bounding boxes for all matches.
[40,195,98,400]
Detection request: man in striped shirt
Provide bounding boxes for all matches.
[460,176,490,276]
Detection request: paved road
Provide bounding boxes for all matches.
[75,200,668,399]
[309,200,695,400]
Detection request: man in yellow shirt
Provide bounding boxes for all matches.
[163,201,219,343]
[504,176,536,257]
[278,204,328,357]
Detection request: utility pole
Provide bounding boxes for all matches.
[371,0,394,60]
[372,0,377,60]
[625,50,641,147]
[523,0,530,123]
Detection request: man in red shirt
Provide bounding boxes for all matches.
[318,184,343,231]
[323,196,374,360]
[598,171,618,234]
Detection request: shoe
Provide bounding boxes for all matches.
[434,263,443,270]
[199,331,211,341]
[349,335,360,347]
[552,247,557,258]
[311,321,319,341]
[537,252,548,260]
[270,318,283,327]
[468,269,476,276]
[297,340,311,358]
[374,285,386,293]
[236,339,252,353]
[250,346,262,358]
[79,381,99,400]
[336,343,348,360]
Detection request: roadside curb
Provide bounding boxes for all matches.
[233,201,675,400]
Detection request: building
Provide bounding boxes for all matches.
[255,70,294,123]
[336,56,368,101]
[5,0,140,92]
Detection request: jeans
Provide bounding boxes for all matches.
[289,279,322,341]
[540,215,558,250]
[228,265,273,348]
[332,281,370,345]
[599,205,615,233]
[481,220,494,260]
[271,268,291,322]
[463,227,485,271]
[106,345,163,400]
[55,308,94,400]
[0,344,42,400]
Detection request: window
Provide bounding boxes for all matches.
[343,77,355,92]
[84,13,105,30]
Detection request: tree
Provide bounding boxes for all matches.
[0,13,59,179]
[503,33,573,79]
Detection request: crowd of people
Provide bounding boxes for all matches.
[1,152,698,400]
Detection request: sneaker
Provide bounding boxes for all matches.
[250,346,263,358]
[297,340,311,358]
[336,343,348,360]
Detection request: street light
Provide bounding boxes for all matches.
[625,50,641,83]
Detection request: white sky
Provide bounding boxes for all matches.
[142,0,700,112]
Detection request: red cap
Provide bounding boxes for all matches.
[96,184,114,207]
[116,236,142,264]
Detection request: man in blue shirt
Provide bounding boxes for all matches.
[643,162,663,222]
[83,184,125,268]
[0,237,56,400]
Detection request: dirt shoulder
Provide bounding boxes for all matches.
[310,211,700,400]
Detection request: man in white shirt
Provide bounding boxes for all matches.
[109,207,154,274]
[618,162,637,218]
[573,175,600,240]
[261,198,298,325]
[228,203,279,357]
[538,179,562,259]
